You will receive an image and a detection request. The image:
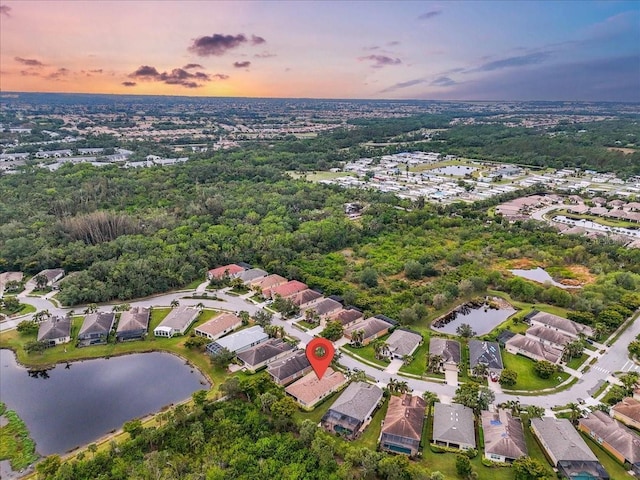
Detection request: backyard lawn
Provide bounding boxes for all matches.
[501,352,570,391]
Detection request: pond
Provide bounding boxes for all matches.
[429,166,477,176]
[0,349,209,456]
[510,267,579,289]
[432,302,516,336]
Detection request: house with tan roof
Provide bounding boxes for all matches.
[380,394,426,456]
[116,307,150,341]
[253,274,288,297]
[285,368,347,409]
[153,305,200,338]
[267,349,312,385]
[269,280,308,299]
[525,325,573,349]
[207,264,245,281]
[307,298,343,323]
[579,411,640,474]
[236,338,295,372]
[287,289,323,308]
[527,311,594,338]
[321,382,383,440]
[481,409,527,463]
[611,397,640,430]
[505,334,563,364]
[327,308,364,328]
[344,317,393,346]
[194,313,242,341]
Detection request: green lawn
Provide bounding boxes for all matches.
[342,342,389,368]
[353,397,389,450]
[566,353,589,370]
[399,340,429,376]
[0,403,38,471]
[501,352,570,391]
[521,416,554,469]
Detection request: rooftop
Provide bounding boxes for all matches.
[468,340,504,370]
[327,381,383,422]
[481,409,527,460]
[194,313,242,337]
[345,317,393,340]
[382,394,426,441]
[526,325,573,346]
[78,312,115,337]
[429,338,462,364]
[579,411,640,463]
[506,334,563,364]
[37,316,71,342]
[208,264,245,279]
[156,305,200,330]
[271,280,308,298]
[267,349,311,382]
[236,338,294,367]
[117,307,150,332]
[433,403,476,447]
[531,417,598,462]
[612,397,640,423]
[285,368,347,405]
[529,311,594,337]
[385,329,422,357]
[209,325,268,354]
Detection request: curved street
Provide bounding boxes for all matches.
[1,282,638,409]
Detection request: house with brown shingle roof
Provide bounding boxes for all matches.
[429,338,461,367]
[77,312,115,347]
[269,280,308,299]
[525,325,573,349]
[481,409,527,463]
[344,317,393,346]
[579,411,640,474]
[253,274,288,297]
[207,264,245,280]
[116,307,150,341]
[194,313,242,341]
[380,394,426,456]
[505,334,563,364]
[611,397,640,430]
[287,289,324,308]
[285,368,347,409]
[327,308,364,327]
[307,298,343,323]
[267,350,312,385]
[527,311,594,339]
[236,338,295,373]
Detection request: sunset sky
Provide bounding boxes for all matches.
[1,0,638,101]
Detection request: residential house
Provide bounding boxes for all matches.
[153,305,200,338]
[206,325,269,355]
[236,339,295,372]
[611,397,640,430]
[116,307,150,341]
[525,325,573,349]
[287,289,324,309]
[579,411,640,474]
[327,308,364,328]
[37,316,71,347]
[236,268,268,284]
[527,311,594,339]
[267,350,312,385]
[380,394,426,456]
[194,313,242,341]
[505,334,563,364]
[285,367,348,409]
[468,340,504,372]
[207,264,245,281]
[481,409,527,463]
[432,403,476,450]
[344,317,394,346]
[77,312,115,347]
[429,338,462,370]
[384,329,422,360]
[249,274,287,297]
[34,268,65,287]
[269,280,308,299]
[306,298,343,324]
[531,417,609,480]
[321,382,383,440]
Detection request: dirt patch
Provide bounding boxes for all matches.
[606,147,636,155]
[503,258,539,269]
[562,265,596,286]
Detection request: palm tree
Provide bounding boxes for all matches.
[351,329,365,346]
[83,303,98,315]
[195,302,205,310]
[502,400,521,416]
[372,339,386,359]
[402,354,414,366]
[422,391,439,408]
[33,274,48,290]
[170,299,179,308]
[396,381,410,394]
[566,402,581,424]
[472,363,489,378]
[34,309,51,323]
[387,378,398,393]
[428,354,443,373]
[239,310,250,325]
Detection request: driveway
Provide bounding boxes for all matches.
[384,358,404,375]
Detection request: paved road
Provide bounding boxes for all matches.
[3,284,638,408]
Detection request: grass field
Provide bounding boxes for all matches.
[399,340,429,376]
[0,403,38,471]
[566,353,589,370]
[342,342,390,368]
[501,352,570,391]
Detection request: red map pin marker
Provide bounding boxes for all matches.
[306,337,335,380]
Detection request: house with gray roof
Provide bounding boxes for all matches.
[237,268,268,284]
[321,382,383,440]
[432,403,476,450]
[77,312,115,347]
[505,334,563,364]
[37,316,71,347]
[579,411,640,474]
[206,325,268,356]
[288,289,323,309]
[116,307,150,341]
[236,339,295,372]
[267,349,312,385]
[153,306,200,338]
[344,317,393,346]
[527,311,594,339]
[307,298,343,319]
[531,417,609,479]
[468,340,503,372]
[525,325,573,349]
[380,394,426,456]
[327,308,363,327]
[384,329,422,359]
[429,338,461,369]
[34,268,65,287]
[481,409,527,463]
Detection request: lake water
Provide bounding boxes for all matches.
[430,166,477,176]
[0,349,209,456]
[432,305,516,336]
[510,267,578,289]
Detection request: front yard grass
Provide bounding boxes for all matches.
[566,353,589,370]
[399,340,428,376]
[501,352,570,391]
[342,342,389,368]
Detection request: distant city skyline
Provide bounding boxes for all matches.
[0,0,638,101]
